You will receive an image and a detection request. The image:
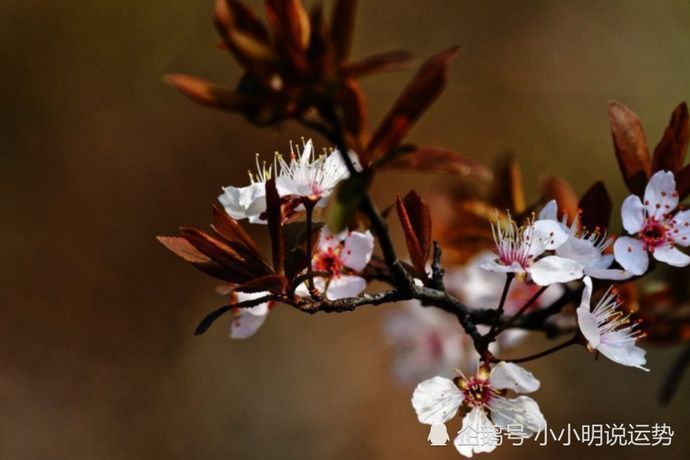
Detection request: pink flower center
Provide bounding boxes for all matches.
[640,218,671,250]
[313,248,344,277]
[461,378,493,408]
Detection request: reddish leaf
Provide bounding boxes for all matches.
[365,47,459,164]
[157,236,236,281]
[331,0,358,63]
[180,228,256,282]
[211,204,262,256]
[578,181,612,232]
[235,274,288,294]
[163,74,255,112]
[492,156,525,215]
[265,0,310,52]
[306,4,330,77]
[396,191,431,276]
[608,101,651,196]
[652,102,689,173]
[541,176,579,223]
[378,146,492,179]
[265,178,285,274]
[343,50,415,79]
[676,163,690,200]
[337,79,368,150]
[214,0,270,44]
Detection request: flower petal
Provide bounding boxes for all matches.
[672,210,690,247]
[488,396,546,436]
[453,407,497,457]
[613,236,649,275]
[489,362,540,393]
[576,307,601,349]
[341,230,374,271]
[528,256,583,286]
[411,376,463,425]
[229,308,268,339]
[325,275,366,299]
[598,335,649,371]
[620,194,645,234]
[531,219,568,253]
[652,245,690,267]
[586,267,634,281]
[538,199,558,221]
[644,170,678,219]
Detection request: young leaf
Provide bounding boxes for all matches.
[235,274,288,294]
[163,74,254,112]
[343,50,415,79]
[652,102,689,173]
[377,146,492,179]
[365,47,459,164]
[157,236,234,281]
[396,191,431,276]
[492,156,525,215]
[331,0,358,63]
[608,101,651,196]
[578,181,612,232]
[265,178,285,275]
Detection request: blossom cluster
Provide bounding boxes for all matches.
[160,1,690,457]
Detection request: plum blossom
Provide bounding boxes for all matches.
[613,170,690,275]
[480,215,583,286]
[218,139,353,223]
[411,362,546,457]
[384,302,476,385]
[298,228,374,300]
[576,276,648,371]
[539,200,632,281]
[447,251,564,347]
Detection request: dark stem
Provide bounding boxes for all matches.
[495,335,579,364]
[493,285,548,336]
[487,273,514,337]
[303,199,319,297]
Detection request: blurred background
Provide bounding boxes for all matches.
[2,0,690,458]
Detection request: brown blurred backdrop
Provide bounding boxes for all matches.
[2,0,690,458]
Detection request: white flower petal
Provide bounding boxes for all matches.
[671,210,690,247]
[488,396,546,436]
[453,407,497,457]
[576,307,601,349]
[411,376,463,425]
[538,200,558,221]
[653,245,690,267]
[644,170,678,219]
[528,256,583,286]
[229,309,268,339]
[325,275,366,300]
[586,267,634,281]
[620,194,645,234]
[598,335,649,371]
[531,219,568,253]
[478,259,524,275]
[341,230,374,271]
[613,236,649,275]
[489,362,540,393]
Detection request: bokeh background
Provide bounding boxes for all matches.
[2,0,690,458]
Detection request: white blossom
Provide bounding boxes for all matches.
[411,363,546,457]
[480,215,582,286]
[613,170,690,275]
[218,139,354,223]
[576,276,648,371]
[297,228,374,300]
[229,291,272,340]
[539,200,632,280]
